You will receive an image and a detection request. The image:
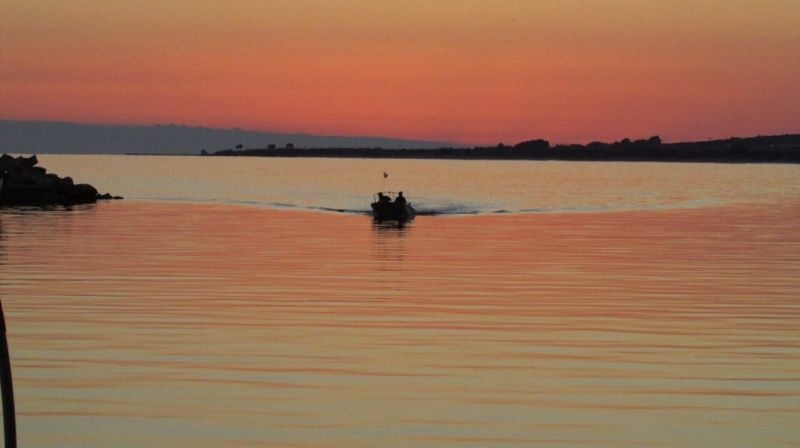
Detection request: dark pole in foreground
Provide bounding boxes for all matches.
[0,301,16,448]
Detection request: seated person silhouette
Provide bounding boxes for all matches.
[394,191,407,205]
[378,193,391,203]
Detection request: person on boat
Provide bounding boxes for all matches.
[395,191,407,205]
[378,192,391,203]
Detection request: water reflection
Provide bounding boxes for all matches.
[1,201,799,448]
[371,218,411,264]
[371,219,412,232]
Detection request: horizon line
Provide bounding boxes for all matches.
[3,116,800,148]
[0,117,467,147]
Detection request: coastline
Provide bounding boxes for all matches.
[206,134,800,164]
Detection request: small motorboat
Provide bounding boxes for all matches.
[371,191,415,222]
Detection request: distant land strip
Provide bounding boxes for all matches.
[0,120,452,154]
[210,135,800,163]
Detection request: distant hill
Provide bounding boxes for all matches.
[0,120,453,154]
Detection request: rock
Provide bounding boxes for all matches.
[71,184,98,203]
[0,153,14,169]
[0,153,119,208]
[42,173,60,187]
[97,193,125,200]
[23,155,38,167]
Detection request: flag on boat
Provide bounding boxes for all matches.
[383,172,388,178]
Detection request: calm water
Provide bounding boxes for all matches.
[1,156,799,447]
[30,154,800,214]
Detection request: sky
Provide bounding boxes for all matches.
[1,0,799,145]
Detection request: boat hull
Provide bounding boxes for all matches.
[370,202,416,222]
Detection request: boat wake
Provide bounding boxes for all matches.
[142,196,726,217]
[273,201,487,216]
[283,203,526,216]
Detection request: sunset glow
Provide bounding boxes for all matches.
[2,0,799,144]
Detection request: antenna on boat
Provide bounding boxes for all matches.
[383,171,388,192]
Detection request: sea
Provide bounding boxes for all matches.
[1,155,799,447]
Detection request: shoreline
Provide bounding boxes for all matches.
[203,134,800,164]
[14,152,800,164]
[130,153,800,164]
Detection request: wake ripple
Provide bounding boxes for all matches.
[132,196,727,216]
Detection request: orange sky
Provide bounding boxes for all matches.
[1,0,799,144]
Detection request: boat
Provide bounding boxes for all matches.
[370,191,415,221]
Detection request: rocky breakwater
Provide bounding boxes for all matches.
[0,154,122,207]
